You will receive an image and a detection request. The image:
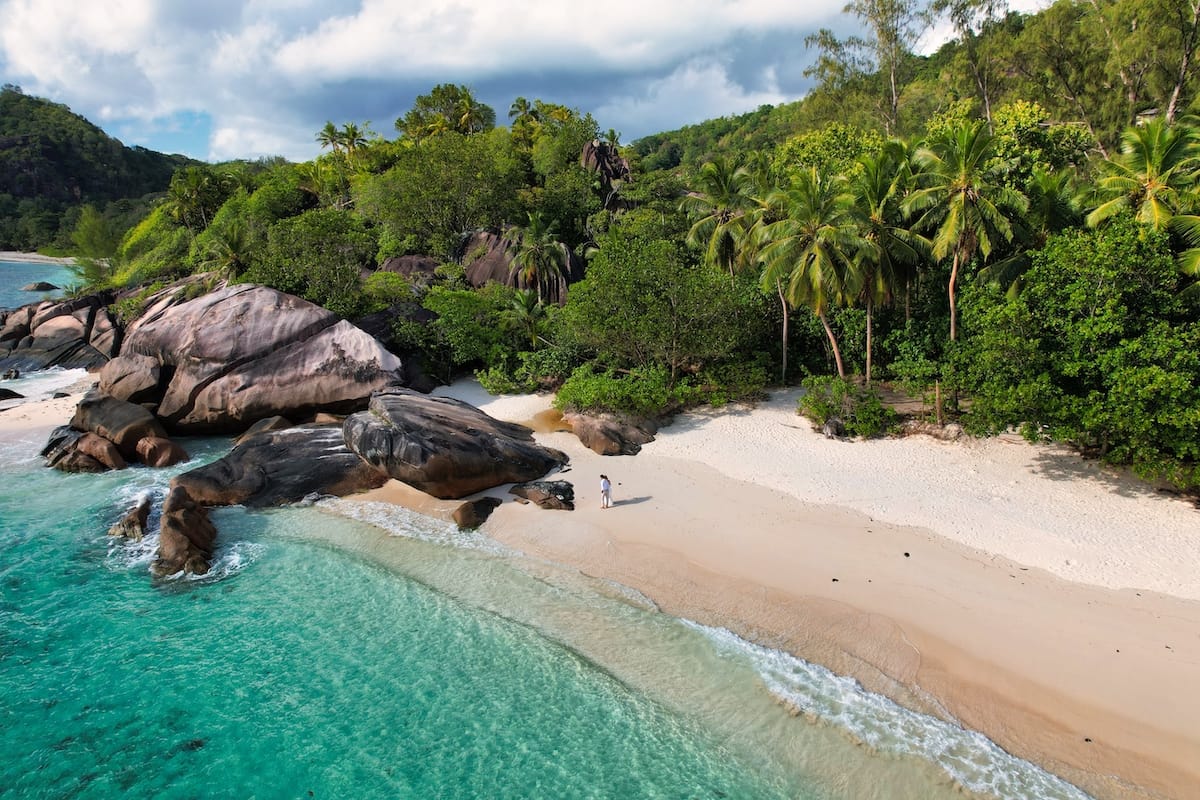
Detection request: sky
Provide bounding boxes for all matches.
[0,0,1050,164]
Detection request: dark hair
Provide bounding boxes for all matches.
[600,474,608,479]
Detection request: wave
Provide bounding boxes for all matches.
[685,621,1093,800]
[318,498,515,556]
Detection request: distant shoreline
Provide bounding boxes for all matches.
[0,251,76,265]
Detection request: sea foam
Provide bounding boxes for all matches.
[686,620,1093,800]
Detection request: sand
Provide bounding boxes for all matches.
[354,380,1200,800]
[0,251,76,265]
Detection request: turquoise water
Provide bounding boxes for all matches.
[0,416,1095,799]
[0,258,75,311]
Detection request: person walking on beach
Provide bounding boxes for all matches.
[600,474,613,509]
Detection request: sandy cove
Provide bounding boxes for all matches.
[0,251,76,265]
[356,381,1200,800]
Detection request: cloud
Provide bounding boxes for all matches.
[596,59,796,140]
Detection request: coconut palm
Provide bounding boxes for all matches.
[679,156,757,278]
[1086,119,1200,231]
[501,288,547,348]
[340,122,367,156]
[503,212,570,304]
[905,120,1028,341]
[852,144,929,384]
[759,167,867,378]
[316,121,343,152]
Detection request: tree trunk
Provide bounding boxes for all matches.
[818,310,846,378]
[776,280,789,383]
[948,249,961,341]
[1166,1,1200,124]
[865,296,874,386]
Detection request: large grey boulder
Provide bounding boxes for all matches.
[0,293,120,372]
[562,411,657,456]
[151,486,216,578]
[71,390,168,460]
[457,230,585,305]
[98,284,404,433]
[172,424,388,508]
[344,389,569,499]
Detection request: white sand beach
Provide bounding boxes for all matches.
[355,380,1200,800]
[0,251,76,265]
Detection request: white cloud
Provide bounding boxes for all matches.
[596,59,793,138]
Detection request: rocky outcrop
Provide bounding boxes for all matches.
[0,293,120,372]
[562,411,658,456]
[511,480,575,510]
[20,281,58,292]
[0,388,22,401]
[344,389,569,499]
[580,139,631,211]
[151,486,216,577]
[98,284,404,433]
[108,495,151,541]
[41,426,108,473]
[172,424,387,508]
[457,230,585,305]
[378,255,439,282]
[71,390,168,460]
[76,432,127,470]
[136,436,189,468]
[233,415,293,445]
[453,497,502,529]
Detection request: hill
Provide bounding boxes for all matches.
[0,85,194,251]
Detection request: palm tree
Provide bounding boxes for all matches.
[501,288,546,348]
[503,213,570,304]
[340,122,367,156]
[852,144,930,384]
[196,219,254,279]
[759,168,867,378]
[680,156,757,278]
[905,121,1028,341]
[316,121,343,152]
[1086,119,1199,231]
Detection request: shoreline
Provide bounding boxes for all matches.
[4,380,1196,798]
[354,381,1200,800]
[0,250,76,265]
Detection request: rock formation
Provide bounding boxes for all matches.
[172,425,387,508]
[20,281,58,292]
[0,292,120,372]
[452,497,503,530]
[562,411,658,456]
[343,389,568,499]
[98,284,404,433]
[457,230,585,305]
[151,486,216,577]
[108,495,151,541]
[580,139,631,211]
[41,426,108,472]
[510,480,575,510]
[71,390,169,460]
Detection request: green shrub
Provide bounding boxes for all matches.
[554,364,696,416]
[798,376,896,438]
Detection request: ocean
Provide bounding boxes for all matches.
[0,258,75,312]
[0,260,1095,799]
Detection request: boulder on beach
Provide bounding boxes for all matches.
[98,284,404,433]
[453,497,503,530]
[172,424,387,508]
[0,388,23,401]
[562,411,657,456]
[76,432,127,470]
[510,480,575,510]
[41,425,108,473]
[136,436,189,468]
[343,389,569,499]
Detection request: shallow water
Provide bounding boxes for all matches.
[0,259,74,311]
[0,416,1094,799]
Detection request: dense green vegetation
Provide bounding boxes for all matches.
[0,85,194,251]
[27,0,1200,491]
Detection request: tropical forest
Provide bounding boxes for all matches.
[8,0,1200,491]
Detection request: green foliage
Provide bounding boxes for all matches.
[242,208,376,317]
[959,216,1200,487]
[354,130,523,258]
[775,123,884,182]
[0,85,191,250]
[407,284,524,380]
[70,204,118,258]
[554,364,696,416]
[798,375,897,438]
[361,270,414,313]
[395,84,496,140]
[562,210,750,381]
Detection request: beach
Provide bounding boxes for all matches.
[5,376,1197,799]
[355,381,1200,800]
[0,251,76,265]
